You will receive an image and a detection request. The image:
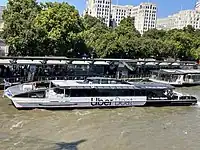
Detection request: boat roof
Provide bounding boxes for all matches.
[86,77,123,81]
[133,82,174,89]
[51,80,137,89]
[152,69,200,75]
[7,79,174,97]
[51,80,173,90]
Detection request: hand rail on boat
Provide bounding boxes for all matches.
[0,74,151,86]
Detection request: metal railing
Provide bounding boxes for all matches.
[0,74,151,86]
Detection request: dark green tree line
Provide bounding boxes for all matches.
[2,0,200,60]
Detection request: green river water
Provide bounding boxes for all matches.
[0,87,200,150]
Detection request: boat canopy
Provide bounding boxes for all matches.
[152,69,200,75]
[50,80,137,89]
[134,82,174,90]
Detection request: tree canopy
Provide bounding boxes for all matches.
[2,1,200,60]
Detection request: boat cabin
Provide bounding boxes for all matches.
[151,69,200,84]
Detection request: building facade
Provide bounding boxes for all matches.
[195,0,200,12]
[157,10,200,30]
[157,1,200,30]
[111,3,157,34]
[84,0,112,27]
[84,1,157,34]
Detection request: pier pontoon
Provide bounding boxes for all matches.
[150,69,200,86]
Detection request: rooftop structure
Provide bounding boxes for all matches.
[84,0,112,27]
[157,1,200,30]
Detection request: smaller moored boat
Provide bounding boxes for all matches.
[149,69,200,86]
[4,77,197,109]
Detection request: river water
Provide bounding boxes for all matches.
[0,87,200,150]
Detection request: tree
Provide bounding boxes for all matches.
[82,14,107,30]
[190,47,200,60]
[115,16,141,38]
[34,2,83,56]
[143,29,166,40]
[2,0,40,56]
[165,30,194,60]
[80,15,110,57]
[183,25,195,34]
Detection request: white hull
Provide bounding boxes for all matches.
[10,97,147,109]
[4,78,197,109]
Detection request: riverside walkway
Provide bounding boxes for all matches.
[0,56,198,88]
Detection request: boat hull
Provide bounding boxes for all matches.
[10,98,197,109]
[144,100,197,107]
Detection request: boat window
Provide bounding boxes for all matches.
[135,90,145,96]
[93,89,113,96]
[109,80,118,84]
[53,88,64,94]
[36,82,50,88]
[146,90,166,99]
[70,89,91,97]
[65,89,70,97]
[179,96,196,100]
[101,79,108,84]
[29,91,46,98]
[92,79,100,84]
[14,91,46,98]
[14,93,29,98]
[69,89,139,97]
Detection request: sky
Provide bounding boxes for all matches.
[0,0,197,18]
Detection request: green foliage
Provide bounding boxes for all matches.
[82,14,107,30]
[2,0,40,55]
[33,2,83,56]
[2,1,200,60]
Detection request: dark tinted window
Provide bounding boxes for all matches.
[15,91,46,98]
[146,90,165,97]
[135,90,144,96]
[69,89,141,97]
[71,89,91,97]
[15,93,29,98]
[53,88,64,94]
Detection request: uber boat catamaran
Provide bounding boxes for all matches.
[4,77,197,109]
[150,69,200,86]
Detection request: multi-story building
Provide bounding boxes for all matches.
[157,10,200,30]
[157,0,200,30]
[84,0,112,27]
[195,0,200,12]
[111,5,133,26]
[111,3,157,34]
[84,1,157,34]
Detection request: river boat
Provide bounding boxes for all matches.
[149,69,200,87]
[4,77,197,109]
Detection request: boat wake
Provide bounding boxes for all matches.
[193,101,200,108]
